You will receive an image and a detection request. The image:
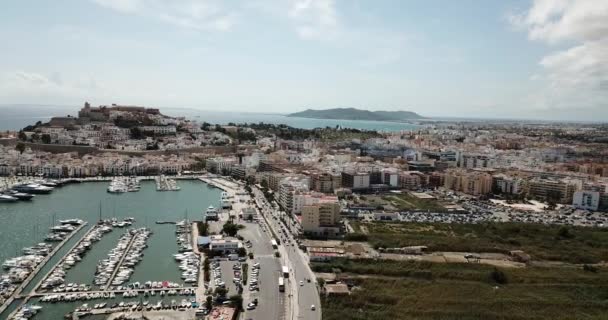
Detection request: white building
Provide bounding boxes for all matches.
[572,191,600,211]
[140,125,177,135]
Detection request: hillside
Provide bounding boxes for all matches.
[287,108,423,121]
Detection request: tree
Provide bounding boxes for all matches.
[222,222,239,237]
[15,142,26,154]
[490,268,508,284]
[130,127,145,139]
[214,287,228,299]
[41,134,51,144]
[205,295,213,309]
[18,131,27,141]
[237,247,247,257]
[557,226,574,239]
[229,294,243,310]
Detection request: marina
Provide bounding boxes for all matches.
[0,221,87,316]
[155,175,180,192]
[107,177,141,194]
[0,179,221,319]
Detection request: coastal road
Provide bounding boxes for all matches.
[205,178,284,320]
[253,187,321,320]
[239,219,283,320]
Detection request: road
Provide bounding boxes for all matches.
[252,187,321,320]
[239,219,283,320]
[205,178,284,320]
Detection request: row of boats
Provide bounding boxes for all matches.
[1,220,82,308]
[175,220,193,252]
[156,175,180,191]
[8,304,43,320]
[95,228,151,287]
[0,181,57,202]
[39,285,195,304]
[174,220,199,284]
[41,221,113,291]
[66,298,200,319]
[107,177,141,193]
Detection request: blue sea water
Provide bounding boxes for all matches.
[0,105,420,132]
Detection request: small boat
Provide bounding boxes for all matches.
[9,190,34,200]
[0,194,18,202]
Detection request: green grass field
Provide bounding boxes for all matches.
[351,221,608,264]
[318,259,608,320]
[383,193,447,211]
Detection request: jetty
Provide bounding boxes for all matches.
[0,222,88,317]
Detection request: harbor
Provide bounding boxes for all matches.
[0,179,221,319]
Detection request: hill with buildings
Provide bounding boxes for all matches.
[288,108,424,121]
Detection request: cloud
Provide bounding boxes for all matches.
[0,71,105,104]
[288,0,338,40]
[511,0,608,111]
[91,0,236,32]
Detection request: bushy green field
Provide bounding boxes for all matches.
[352,221,608,264]
[319,259,608,320]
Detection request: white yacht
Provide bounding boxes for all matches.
[205,205,219,221]
[0,194,18,202]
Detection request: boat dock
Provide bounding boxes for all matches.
[0,222,88,316]
[103,231,140,290]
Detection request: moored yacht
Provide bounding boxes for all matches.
[9,190,34,200]
[0,194,18,202]
[205,205,219,221]
[13,183,53,194]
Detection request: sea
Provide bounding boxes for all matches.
[0,105,420,132]
[0,179,220,319]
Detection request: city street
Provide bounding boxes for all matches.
[208,178,285,320]
[252,187,321,320]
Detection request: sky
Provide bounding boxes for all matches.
[0,0,606,121]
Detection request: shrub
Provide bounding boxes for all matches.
[490,268,508,284]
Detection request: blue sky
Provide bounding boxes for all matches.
[0,0,606,120]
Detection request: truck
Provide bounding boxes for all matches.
[278,277,285,292]
[282,266,289,278]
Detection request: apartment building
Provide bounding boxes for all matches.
[341,171,370,190]
[444,169,492,196]
[311,172,342,193]
[301,196,341,237]
[492,174,527,195]
[572,191,600,211]
[460,154,494,169]
[398,172,422,190]
[140,125,177,135]
[528,178,581,204]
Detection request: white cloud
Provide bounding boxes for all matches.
[91,0,236,32]
[0,71,105,104]
[288,0,338,40]
[512,0,608,112]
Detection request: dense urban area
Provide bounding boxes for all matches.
[0,103,607,320]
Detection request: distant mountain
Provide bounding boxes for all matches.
[287,108,424,121]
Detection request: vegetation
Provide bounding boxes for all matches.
[15,142,25,154]
[352,221,608,264]
[229,294,243,311]
[222,221,239,237]
[205,296,213,310]
[383,193,447,211]
[196,221,209,236]
[41,133,51,144]
[322,273,608,320]
[319,258,608,320]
